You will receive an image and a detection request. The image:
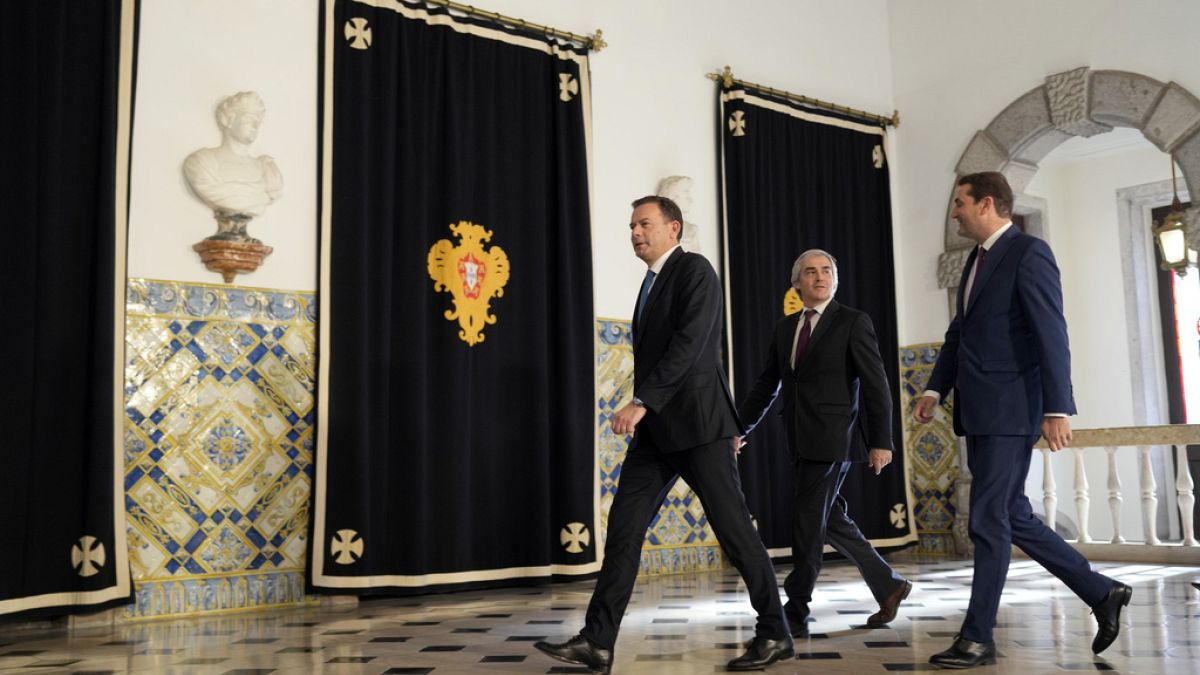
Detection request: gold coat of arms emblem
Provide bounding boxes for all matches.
[427,221,510,346]
[783,287,805,316]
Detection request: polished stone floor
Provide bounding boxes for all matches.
[1,558,1197,673]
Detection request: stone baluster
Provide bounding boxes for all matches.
[1139,446,1159,545]
[1105,446,1124,544]
[1073,446,1091,543]
[1042,448,1057,531]
[1176,444,1196,545]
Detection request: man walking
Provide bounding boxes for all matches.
[738,249,911,638]
[534,196,793,672]
[915,172,1130,668]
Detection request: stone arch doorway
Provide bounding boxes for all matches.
[936,67,1200,288]
[934,67,1200,551]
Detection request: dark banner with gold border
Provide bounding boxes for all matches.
[0,0,134,616]
[314,0,596,591]
[719,87,918,555]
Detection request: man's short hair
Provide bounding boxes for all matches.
[790,249,839,295]
[957,171,1013,218]
[631,195,683,241]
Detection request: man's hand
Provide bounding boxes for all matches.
[1041,416,1072,452]
[732,436,746,455]
[611,402,647,436]
[868,448,892,475]
[913,395,937,424]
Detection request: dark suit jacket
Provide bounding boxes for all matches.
[738,300,893,463]
[926,226,1076,437]
[631,248,742,453]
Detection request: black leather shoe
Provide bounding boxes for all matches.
[533,634,612,673]
[1091,581,1132,654]
[727,636,795,671]
[929,635,996,669]
[867,579,912,627]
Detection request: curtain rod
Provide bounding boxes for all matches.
[423,0,606,52]
[708,65,898,128]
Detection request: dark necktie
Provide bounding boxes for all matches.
[636,270,656,324]
[967,246,988,307]
[793,309,815,367]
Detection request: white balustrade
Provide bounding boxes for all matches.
[1027,425,1200,561]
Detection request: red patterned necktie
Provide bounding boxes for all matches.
[793,309,815,367]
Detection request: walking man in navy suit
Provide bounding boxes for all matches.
[534,195,793,672]
[914,172,1130,668]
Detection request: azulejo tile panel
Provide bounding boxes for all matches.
[898,343,959,556]
[596,319,726,575]
[123,279,316,618]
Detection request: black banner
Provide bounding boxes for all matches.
[0,0,133,616]
[314,0,596,591]
[719,88,917,553]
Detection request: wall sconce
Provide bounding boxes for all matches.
[1153,158,1191,276]
[1153,210,1188,274]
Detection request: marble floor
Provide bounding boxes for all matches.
[1,558,1198,674]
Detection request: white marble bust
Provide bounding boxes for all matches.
[656,175,700,253]
[184,91,283,242]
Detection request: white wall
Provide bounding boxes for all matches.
[128,0,319,291]
[127,0,894,306]
[888,0,1200,345]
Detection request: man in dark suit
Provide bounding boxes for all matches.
[737,249,911,638]
[534,196,793,672]
[914,172,1131,668]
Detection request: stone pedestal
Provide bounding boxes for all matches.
[192,239,273,283]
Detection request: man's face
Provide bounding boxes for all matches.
[228,113,262,144]
[794,254,835,305]
[629,202,680,264]
[951,184,988,242]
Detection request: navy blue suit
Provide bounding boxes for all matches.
[926,226,1113,642]
[581,248,787,651]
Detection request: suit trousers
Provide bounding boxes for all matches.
[961,434,1114,642]
[783,458,905,621]
[581,435,787,650]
